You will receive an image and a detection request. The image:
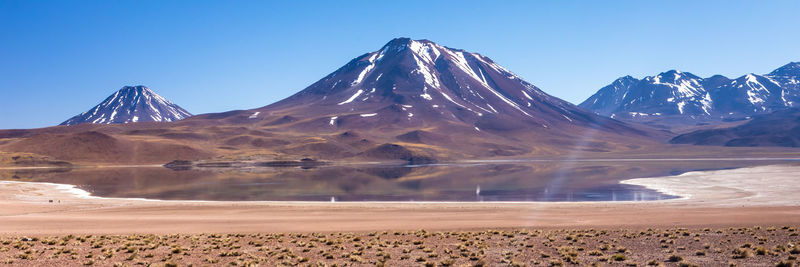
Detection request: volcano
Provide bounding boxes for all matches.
[228,38,650,136]
[61,86,192,126]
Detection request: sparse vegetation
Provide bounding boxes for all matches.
[0,226,796,265]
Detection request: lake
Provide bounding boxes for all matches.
[1,159,792,202]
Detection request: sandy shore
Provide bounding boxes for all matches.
[622,165,800,206]
[0,165,798,235]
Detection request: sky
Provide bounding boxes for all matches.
[1,0,799,129]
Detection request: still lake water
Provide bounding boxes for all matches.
[1,159,791,202]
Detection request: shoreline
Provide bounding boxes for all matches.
[621,164,800,206]
[0,164,798,235]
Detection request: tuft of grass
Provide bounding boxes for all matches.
[348,255,363,263]
[733,248,752,259]
[668,254,683,262]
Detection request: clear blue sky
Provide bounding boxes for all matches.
[2,0,798,129]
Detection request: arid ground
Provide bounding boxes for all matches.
[1,226,798,266]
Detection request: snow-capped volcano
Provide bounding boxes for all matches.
[580,62,800,127]
[61,86,191,126]
[256,38,637,134]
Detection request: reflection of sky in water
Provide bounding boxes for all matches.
[3,160,789,202]
[472,183,673,202]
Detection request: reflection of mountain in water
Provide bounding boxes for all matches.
[0,160,784,201]
[359,166,415,179]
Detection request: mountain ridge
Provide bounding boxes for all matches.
[579,62,800,128]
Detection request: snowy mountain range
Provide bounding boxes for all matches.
[579,62,800,127]
[61,86,192,126]
[0,38,685,165]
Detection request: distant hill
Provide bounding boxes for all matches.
[670,108,800,147]
[61,85,191,126]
